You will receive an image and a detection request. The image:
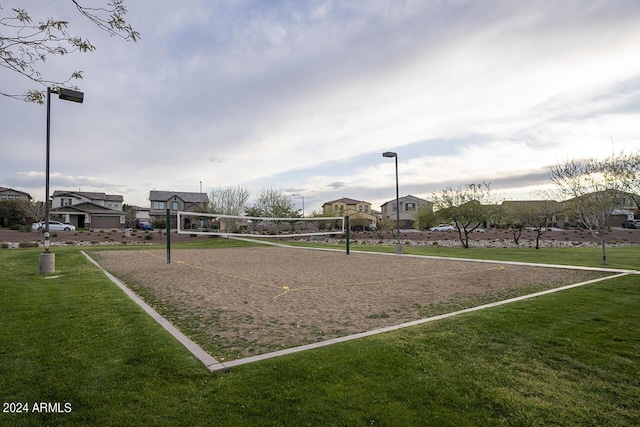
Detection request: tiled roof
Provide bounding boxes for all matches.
[50,202,122,214]
[323,197,369,206]
[51,190,123,201]
[149,191,209,203]
[0,187,33,198]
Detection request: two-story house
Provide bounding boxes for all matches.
[0,187,33,227]
[149,191,209,229]
[0,187,32,202]
[49,191,125,229]
[321,197,377,230]
[380,195,431,229]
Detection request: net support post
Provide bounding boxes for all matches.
[345,216,350,255]
[166,208,171,264]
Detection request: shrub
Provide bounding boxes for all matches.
[144,234,153,240]
[1,243,9,249]
[19,242,39,248]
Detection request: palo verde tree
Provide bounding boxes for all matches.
[414,203,437,230]
[432,183,496,248]
[550,152,631,265]
[1,1,139,104]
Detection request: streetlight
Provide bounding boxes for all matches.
[382,151,402,254]
[292,194,305,230]
[39,87,84,274]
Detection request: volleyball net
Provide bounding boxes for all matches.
[176,211,346,239]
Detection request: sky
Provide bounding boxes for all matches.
[2,0,640,214]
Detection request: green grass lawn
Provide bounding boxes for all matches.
[1,245,639,426]
[290,240,640,271]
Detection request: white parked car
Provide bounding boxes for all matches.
[32,221,76,231]
[430,224,455,232]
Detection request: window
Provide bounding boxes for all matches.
[171,201,179,210]
[358,205,363,212]
[392,203,397,212]
[8,195,14,200]
[62,198,72,206]
[15,195,21,200]
[153,201,165,210]
[364,205,368,212]
[0,195,5,200]
[334,205,339,211]
[406,203,416,211]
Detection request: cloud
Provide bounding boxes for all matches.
[2,1,640,208]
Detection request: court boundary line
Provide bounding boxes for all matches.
[82,251,227,372]
[83,247,637,373]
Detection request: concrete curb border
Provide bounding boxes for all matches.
[82,251,226,372]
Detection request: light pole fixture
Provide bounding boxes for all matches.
[382,151,402,254]
[40,87,84,274]
[292,194,305,230]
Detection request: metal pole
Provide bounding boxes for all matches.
[345,216,350,255]
[394,155,401,254]
[166,208,171,264]
[44,87,51,252]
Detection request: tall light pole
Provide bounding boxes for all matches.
[40,87,84,274]
[292,194,305,230]
[382,151,402,254]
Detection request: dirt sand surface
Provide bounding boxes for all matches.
[92,246,609,360]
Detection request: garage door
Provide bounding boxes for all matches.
[91,216,121,229]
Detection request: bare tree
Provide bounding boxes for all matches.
[207,186,250,232]
[526,198,559,250]
[208,186,250,215]
[499,202,528,245]
[253,188,295,218]
[501,196,559,248]
[122,204,137,228]
[432,183,497,248]
[550,154,629,265]
[16,198,45,222]
[1,1,139,103]
[251,188,296,233]
[617,151,640,209]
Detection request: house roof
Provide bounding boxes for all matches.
[51,190,123,202]
[323,197,370,206]
[50,202,122,215]
[380,194,429,207]
[0,186,33,199]
[149,191,209,204]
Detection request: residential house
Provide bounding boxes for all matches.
[149,191,209,229]
[0,187,32,202]
[51,190,123,210]
[0,187,33,226]
[321,197,377,229]
[499,200,561,228]
[49,191,125,229]
[380,195,431,229]
[556,190,638,228]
